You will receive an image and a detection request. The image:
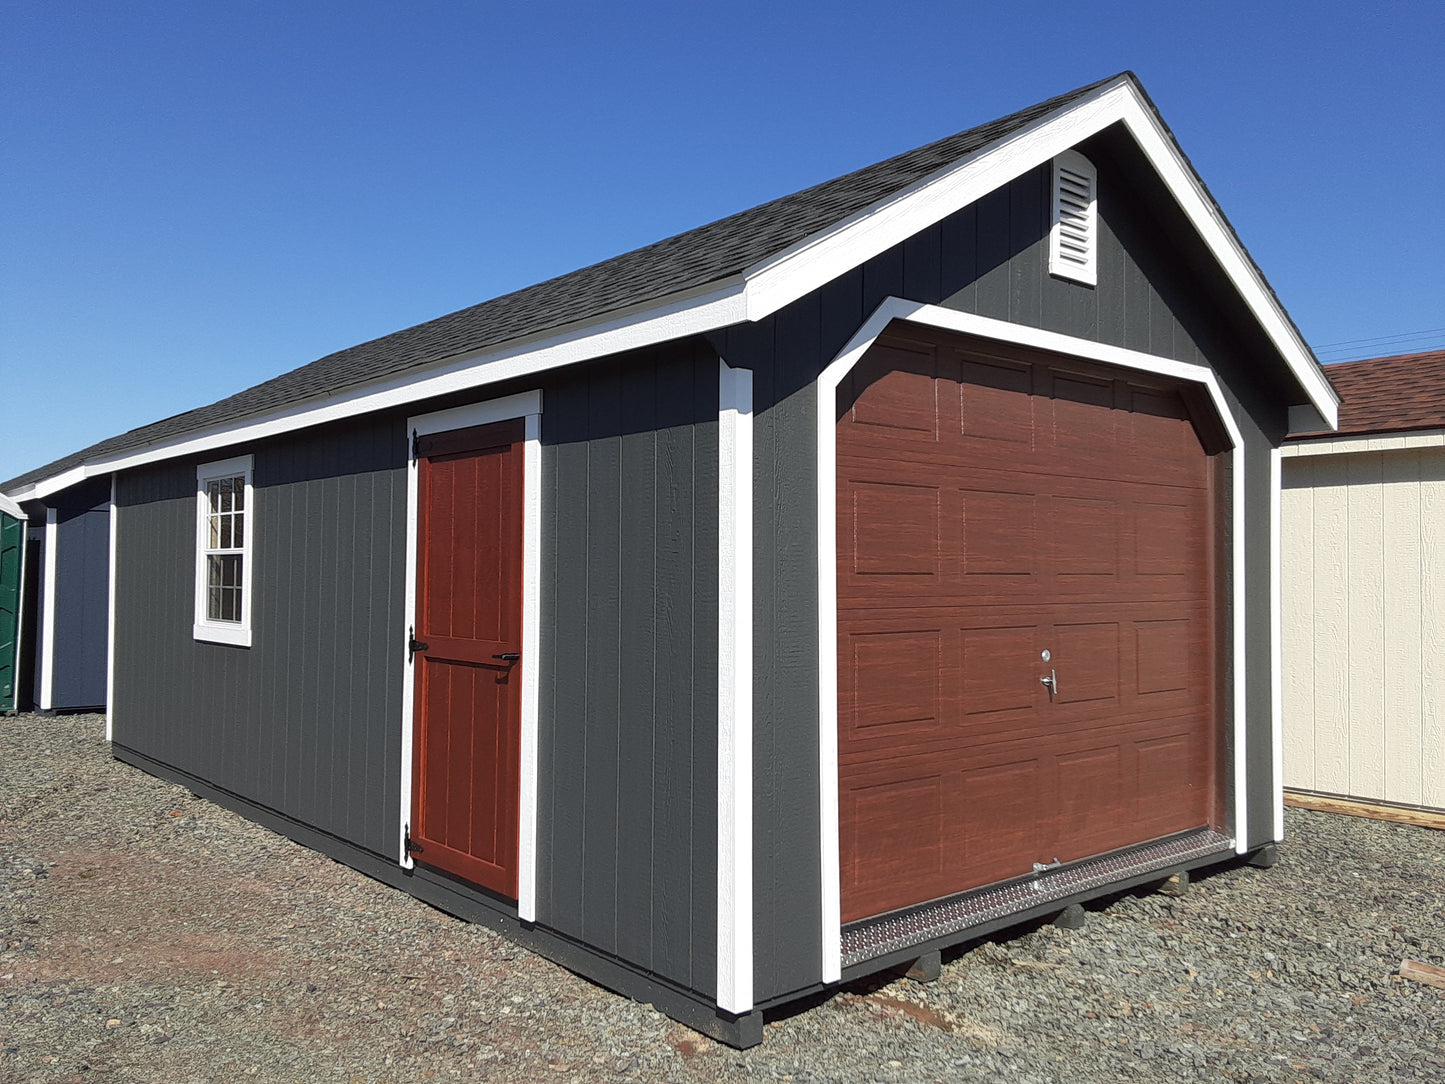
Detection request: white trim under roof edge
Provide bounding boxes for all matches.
[814,298,1251,984]
[8,74,1335,501]
[0,491,26,520]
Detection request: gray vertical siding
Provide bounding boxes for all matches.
[113,415,407,858]
[739,147,1290,1003]
[537,339,720,998]
[45,477,111,710]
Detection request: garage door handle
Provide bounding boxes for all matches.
[493,653,520,663]
[1040,669,1057,697]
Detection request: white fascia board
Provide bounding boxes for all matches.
[743,78,1338,428]
[816,298,1251,981]
[19,280,745,500]
[16,75,1335,499]
[0,492,26,520]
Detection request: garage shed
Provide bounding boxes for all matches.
[1282,350,1445,815]
[0,73,1339,1045]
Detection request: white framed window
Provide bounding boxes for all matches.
[1050,149,1098,286]
[194,454,254,646]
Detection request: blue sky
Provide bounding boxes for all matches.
[3,1,1442,484]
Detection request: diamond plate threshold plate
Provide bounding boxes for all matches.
[840,828,1234,969]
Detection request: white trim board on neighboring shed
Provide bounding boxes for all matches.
[1280,437,1445,813]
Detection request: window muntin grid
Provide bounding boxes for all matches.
[204,475,245,622]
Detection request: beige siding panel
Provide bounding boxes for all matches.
[1282,446,1445,813]
[1345,454,1385,799]
[1422,452,1445,809]
[1280,479,1315,790]
[1381,451,1423,804]
[1309,457,1352,794]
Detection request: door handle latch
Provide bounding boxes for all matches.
[493,653,520,662]
[1040,669,1057,696]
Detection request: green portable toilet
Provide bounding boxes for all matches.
[0,492,26,713]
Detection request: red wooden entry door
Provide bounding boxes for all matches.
[412,418,525,898]
[837,336,1220,923]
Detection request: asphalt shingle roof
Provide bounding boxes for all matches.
[1291,350,1445,439]
[3,76,1128,494]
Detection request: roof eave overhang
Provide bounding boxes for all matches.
[740,74,1339,427]
[14,75,1336,499]
[0,491,26,520]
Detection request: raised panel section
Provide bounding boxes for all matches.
[846,630,941,739]
[851,482,940,577]
[1055,745,1124,855]
[1135,503,1191,577]
[1052,496,1118,579]
[1054,621,1119,705]
[958,358,1033,446]
[962,625,1040,717]
[1136,619,1189,695]
[850,362,939,435]
[962,490,1037,578]
[841,774,944,922]
[959,760,1041,878]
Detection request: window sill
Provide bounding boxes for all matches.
[193,622,252,648]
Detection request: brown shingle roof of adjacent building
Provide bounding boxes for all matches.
[1292,350,1445,439]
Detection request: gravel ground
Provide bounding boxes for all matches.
[2,713,1442,1083]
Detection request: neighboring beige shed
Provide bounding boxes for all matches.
[1282,350,1445,814]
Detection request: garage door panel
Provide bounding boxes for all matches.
[1053,745,1128,857]
[962,489,1039,580]
[1051,621,1120,705]
[838,335,1218,923]
[1134,731,1210,835]
[957,759,1044,886]
[1050,495,1120,583]
[961,624,1045,718]
[840,773,944,922]
[958,357,1034,449]
[844,629,942,743]
[848,481,942,578]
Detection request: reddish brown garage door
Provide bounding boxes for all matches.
[837,334,1221,924]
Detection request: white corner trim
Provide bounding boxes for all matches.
[816,298,1252,982]
[0,491,25,520]
[717,359,755,1014]
[106,475,117,742]
[517,411,542,922]
[39,508,57,711]
[399,391,544,923]
[1269,446,1284,842]
[193,454,255,648]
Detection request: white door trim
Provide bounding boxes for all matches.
[400,389,544,921]
[815,298,1249,983]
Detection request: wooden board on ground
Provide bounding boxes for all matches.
[1284,791,1445,830]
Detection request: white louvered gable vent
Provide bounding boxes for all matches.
[1050,150,1097,286]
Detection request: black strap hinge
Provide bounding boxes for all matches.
[405,824,423,855]
[411,428,420,462]
[408,626,427,662]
